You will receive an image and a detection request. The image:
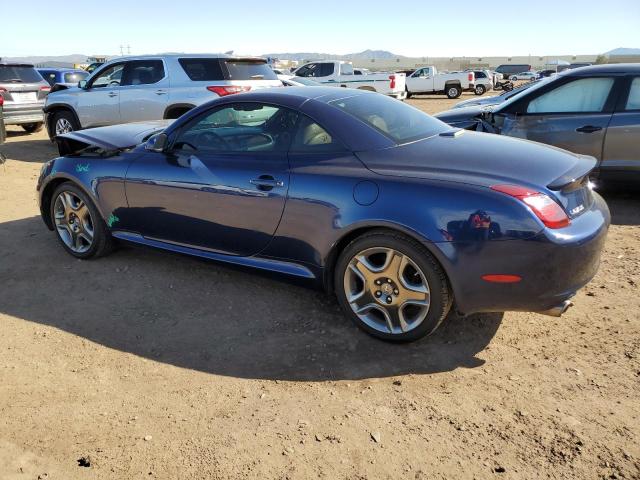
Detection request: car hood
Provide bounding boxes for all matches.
[56,120,172,156]
[434,105,491,124]
[357,130,596,191]
[453,96,504,109]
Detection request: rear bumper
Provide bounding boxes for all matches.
[388,91,407,100]
[3,104,44,125]
[437,192,610,315]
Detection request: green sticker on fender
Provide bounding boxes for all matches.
[76,164,90,173]
[107,214,119,227]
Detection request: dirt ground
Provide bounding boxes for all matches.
[0,92,639,480]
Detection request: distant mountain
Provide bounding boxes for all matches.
[1,54,94,67]
[605,48,640,56]
[264,50,404,62]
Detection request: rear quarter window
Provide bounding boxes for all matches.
[179,58,225,81]
[329,93,448,144]
[223,61,277,80]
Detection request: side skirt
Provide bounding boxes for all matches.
[111,231,318,281]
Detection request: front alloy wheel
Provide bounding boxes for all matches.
[55,118,74,136]
[50,182,114,259]
[54,191,94,253]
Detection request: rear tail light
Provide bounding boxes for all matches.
[0,95,3,107]
[206,85,251,97]
[389,75,396,89]
[40,86,51,92]
[468,73,474,82]
[491,184,570,229]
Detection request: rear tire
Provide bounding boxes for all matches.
[334,229,452,342]
[446,85,462,99]
[50,182,114,259]
[22,122,44,133]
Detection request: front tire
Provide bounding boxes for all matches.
[51,110,80,139]
[446,85,462,99]
[474,84,486,95]
[22,122,44,133]
[50,182,114,259]
[335,230,452,342]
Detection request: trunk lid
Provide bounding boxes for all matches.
[357,130,596,218]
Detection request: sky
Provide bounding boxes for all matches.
[2,0,639,58]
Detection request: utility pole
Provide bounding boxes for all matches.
[119,45,124,56]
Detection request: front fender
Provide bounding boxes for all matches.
[37,154,132,231]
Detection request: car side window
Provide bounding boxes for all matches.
[527,77,615,114]
[290,115,348,153]
[122,60,165,86]
[90,64,125,88]
[319,63,335,77]
[174,103,298,154]
[295,64,314,77]
[625,78,640,111]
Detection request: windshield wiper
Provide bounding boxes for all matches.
[2,79,24,83]
[250,75,264,79]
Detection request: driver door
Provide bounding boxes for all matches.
[76,62,125,127]
[499,76,618,160]
[124,102,297,256]
[407,67,433,93]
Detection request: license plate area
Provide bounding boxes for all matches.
[10,92,38,103]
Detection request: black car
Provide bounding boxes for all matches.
[435,64,640,182]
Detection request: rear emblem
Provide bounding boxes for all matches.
[570,204,585,215]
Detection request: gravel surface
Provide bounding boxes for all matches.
[0,92,638,479]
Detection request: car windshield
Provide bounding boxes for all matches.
[64,71,89,83]
[329,93,448,143]
[0,65,43,83]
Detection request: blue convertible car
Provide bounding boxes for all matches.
[37,87,609,341]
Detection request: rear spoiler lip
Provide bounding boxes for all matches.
[547,154,597,190]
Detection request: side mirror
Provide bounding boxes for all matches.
[78,80,88,89]
[145,133,168,152]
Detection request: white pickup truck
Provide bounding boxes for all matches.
[292,61,407,100]
[404,66,475,99]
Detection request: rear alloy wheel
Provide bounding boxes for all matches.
[22,122,44,133]
[50,183,113,259]
[446,85,461,99]
[335,230,451,342]
[474,84,486,96]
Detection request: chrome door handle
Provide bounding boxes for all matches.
[250,176,284,190]
[108,92,118,98]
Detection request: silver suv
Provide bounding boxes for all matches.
[44,54,283,139]
[0,62,50,133]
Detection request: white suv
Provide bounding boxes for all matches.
[44,54,282,139]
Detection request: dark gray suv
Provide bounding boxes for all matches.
[0,63,50,133]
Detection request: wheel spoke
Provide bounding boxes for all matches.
[381,249,404,282]
[352,257,378,283]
